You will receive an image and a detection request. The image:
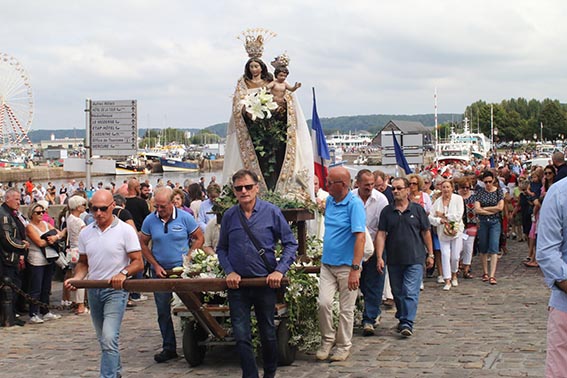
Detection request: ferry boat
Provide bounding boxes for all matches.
[326,132,372,150]
[435,118,491,164]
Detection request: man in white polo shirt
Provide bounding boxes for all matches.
[65,190,143,378]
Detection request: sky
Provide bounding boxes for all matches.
[1,0,566,132]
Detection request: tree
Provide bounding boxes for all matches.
[539,100,567,141]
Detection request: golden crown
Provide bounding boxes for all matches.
[237,28,277,59]
[271,52,290,69]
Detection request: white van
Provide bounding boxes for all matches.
[524,157,551,170]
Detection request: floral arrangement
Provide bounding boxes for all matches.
[443,220,458,237]
[240,87,278,121]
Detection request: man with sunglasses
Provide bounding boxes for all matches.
[217,169,298,378]
[375,177,434,337]
[140,185,204,364]
[64,189,144,378]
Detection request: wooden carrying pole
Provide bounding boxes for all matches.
[68,277,289,292]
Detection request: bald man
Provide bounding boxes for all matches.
[317,166,366,362]
[65,189,143,378]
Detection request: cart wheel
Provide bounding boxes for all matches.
[277,318,296,366]
[183,320,207,366]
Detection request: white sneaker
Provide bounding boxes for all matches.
[42,312,61,321]
[29,315,44,324]
[451,279,459,287]
[330,349,350,362]
[420,282,424,291]
[316,343,333,361]
[374,315,381,326]
[437,276,444,284]
[442,284,451,291]
[131,294,148,302]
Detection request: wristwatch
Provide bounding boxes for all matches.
[427,254,434,259]
[120,269,129,276]
[351,264,360,271]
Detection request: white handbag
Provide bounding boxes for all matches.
[362,228,374,262]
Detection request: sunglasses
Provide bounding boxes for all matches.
[392,186,407,191]
[326,180,343,186]
[234,184,255,192]
[483,180,493,184]
[90,202,114,212]
[409,182,419,186]
[544,171,554,175]
[34,210,46,215]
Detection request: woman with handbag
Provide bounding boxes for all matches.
[26,203,65,324]
[475,170,504,285]
[429,179,464,291]
[457,177,478,279]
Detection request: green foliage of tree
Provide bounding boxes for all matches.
[464,97,567,142]
[191,131,221,145]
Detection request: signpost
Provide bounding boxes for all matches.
[90,100,137,156]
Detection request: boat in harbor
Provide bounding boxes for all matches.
[435,118,491,165]
[326,132,372,150]
[159,156,199,172]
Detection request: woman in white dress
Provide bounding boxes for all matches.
[223,31,314,202]
[429,179,464,291]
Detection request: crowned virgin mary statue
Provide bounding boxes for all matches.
[222,28,314,202]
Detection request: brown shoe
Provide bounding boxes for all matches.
[382,299,395,308]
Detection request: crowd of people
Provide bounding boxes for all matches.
[1,148,565,376]
[308,150,567,363]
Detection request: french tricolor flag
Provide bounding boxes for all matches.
[311,88,330,190]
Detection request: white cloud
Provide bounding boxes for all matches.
[0,0,566,131]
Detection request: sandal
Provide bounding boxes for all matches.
[524,261,539,268]
[463,272,474,279]
[481,274,489,282]
[489,277,497,285]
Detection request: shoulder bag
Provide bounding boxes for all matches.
[237,210,275,273]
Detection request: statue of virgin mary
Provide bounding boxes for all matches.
[222,29,315,203]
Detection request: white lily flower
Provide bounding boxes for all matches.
[248,101,265,120]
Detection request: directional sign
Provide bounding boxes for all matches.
[90,100,137,156]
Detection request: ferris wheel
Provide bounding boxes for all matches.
[0,52,34,148]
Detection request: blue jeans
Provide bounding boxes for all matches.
[28,263,53,317]
[151,270,176,352]
[478,218,501,254]
[228,286,277,378]
[388,264,423,330]
[360,253,386,325]
[88,288,128,378]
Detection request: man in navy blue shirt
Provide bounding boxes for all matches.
[217,169,298,378]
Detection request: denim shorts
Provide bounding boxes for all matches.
[478,218,501,254]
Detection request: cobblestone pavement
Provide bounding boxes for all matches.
[0,238,548,377]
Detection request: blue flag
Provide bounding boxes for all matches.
[312,88,330,160]
[392,130,412,174]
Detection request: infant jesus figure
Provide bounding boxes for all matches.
[267,65,301,117]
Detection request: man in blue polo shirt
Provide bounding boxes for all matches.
[140,186,204,364]
[316,166,366,362]
[217,169,298,378]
